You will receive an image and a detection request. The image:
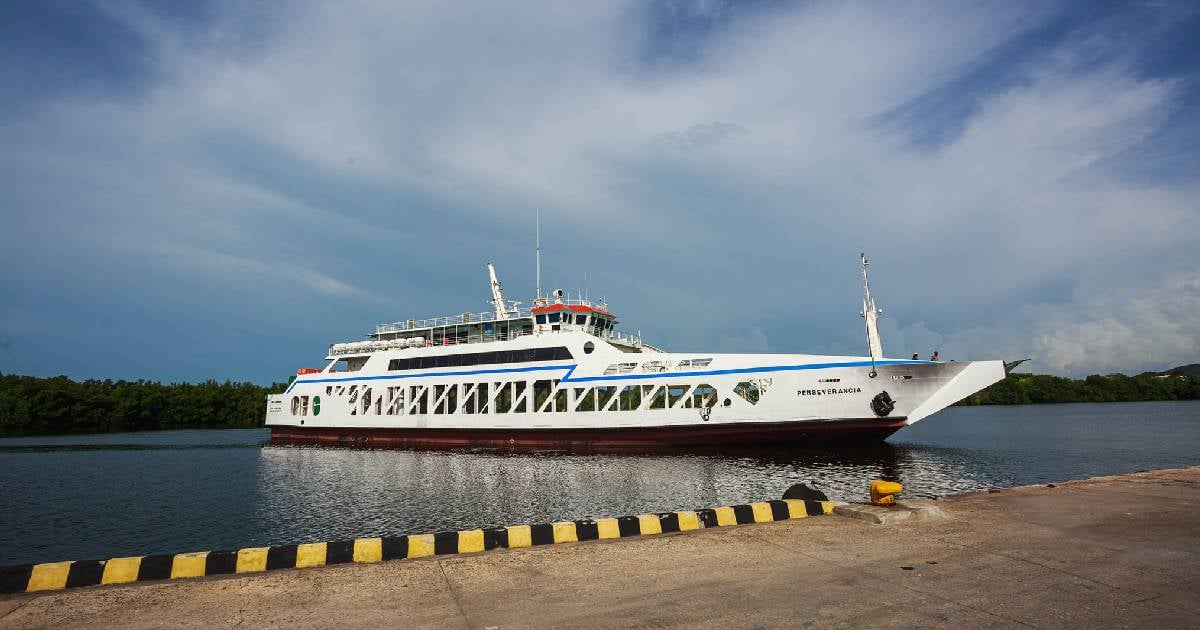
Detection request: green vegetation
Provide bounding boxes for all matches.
[1,365,1196,437]
[0,374,287,437]
[959,370,1199,406]
[1142,363,1200,380]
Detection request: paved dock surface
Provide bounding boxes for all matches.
[2,467,1198,629]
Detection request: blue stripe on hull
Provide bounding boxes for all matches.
[563,359,929,383]
[285,359,932,393]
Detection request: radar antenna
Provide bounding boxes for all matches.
[860,253,884,375]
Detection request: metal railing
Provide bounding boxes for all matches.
[374,298,613,334]
[329,327,644,356]
[532,298,610,311]
[375,307,536,334]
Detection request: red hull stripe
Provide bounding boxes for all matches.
[268,418,907,449]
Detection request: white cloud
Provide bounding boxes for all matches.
[871,272,1200,375]
[1,0,1197,380]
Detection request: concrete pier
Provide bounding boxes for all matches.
[2,466,1198,628]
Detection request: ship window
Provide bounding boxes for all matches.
[388,347,573,371]
[575,314,587,325]
[733,381,761,405]
[688,384,718,408]
[679,358,713,368]
[536,314,547,325]
[647,386,667,409]
[513,381,528,412]
[533,380,554,412]
[603,362,637,375]
[596,386,618,410]
[618,385,642,410]
[574,388,594,412]
[667,385,689,407]
[583,341,594,354]
[549,312,561,323]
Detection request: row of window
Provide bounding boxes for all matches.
[534,312,612,326]
[387,346,574,371]
[535,312,614,337]
[310,381,726,416]
[292,378,777,418]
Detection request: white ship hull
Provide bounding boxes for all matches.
[266,331,1004,449]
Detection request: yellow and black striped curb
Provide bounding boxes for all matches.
[0,499,833,594]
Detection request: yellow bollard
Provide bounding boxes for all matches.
[870,480,903,506]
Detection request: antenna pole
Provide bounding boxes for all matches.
[535,210,542,301]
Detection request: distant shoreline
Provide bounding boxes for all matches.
[956,371,1198,406]
[1,372,1195,438]
[0,374,285,438]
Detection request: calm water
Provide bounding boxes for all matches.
[1,401,1197,566]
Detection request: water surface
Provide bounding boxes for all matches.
[1,401,1196,566]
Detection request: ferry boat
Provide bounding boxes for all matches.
[266,256,1006,449]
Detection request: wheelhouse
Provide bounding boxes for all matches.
[532,301,616,336]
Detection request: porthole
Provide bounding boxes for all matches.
[723,398,732,407]
[583,341,595,354]
[313,395,321,416]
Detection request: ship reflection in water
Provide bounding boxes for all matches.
[251,439,990,545]
[1,402,1197,566]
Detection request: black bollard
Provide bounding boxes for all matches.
[782,483,829,502]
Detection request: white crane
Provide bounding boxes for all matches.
[487,262,518,320]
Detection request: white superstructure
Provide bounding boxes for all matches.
[266,258,1005,449]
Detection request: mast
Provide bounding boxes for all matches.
[535,210,542,302]
[487,262,512,320]
[860,253,884,363]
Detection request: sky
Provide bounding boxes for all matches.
[1,0,1199,384]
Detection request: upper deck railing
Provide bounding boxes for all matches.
[532,298,611,312]
[374,307,536,334]
[373,298,612,334]
[331,325,644,356]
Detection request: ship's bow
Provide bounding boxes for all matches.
[904,360,1006,424]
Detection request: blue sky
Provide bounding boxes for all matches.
[2,0,1199,383]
